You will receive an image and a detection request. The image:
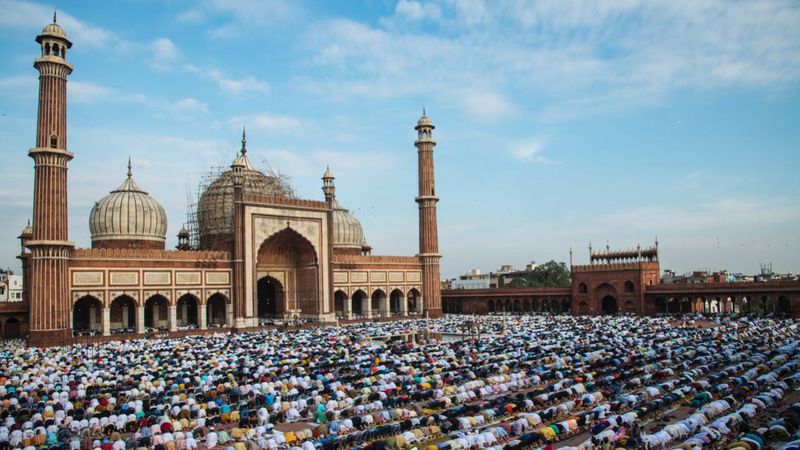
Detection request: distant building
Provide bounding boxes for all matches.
[0,275,23,302]
[496,262,540,287]
[451,269,492,290]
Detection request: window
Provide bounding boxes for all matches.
[624,281,635,293]
[50,135,58,148]
[578,282,588,294]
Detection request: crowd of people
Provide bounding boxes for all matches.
[1,314,799,450]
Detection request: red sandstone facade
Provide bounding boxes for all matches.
[11,19,443,346]
[443,246,800,317]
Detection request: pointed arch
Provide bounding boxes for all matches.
[110,295,136,332]
[73,295,102,333]
[207,293,228,327]
[334,290,348,317]
[352,289,367,317]
[144,295,169,330]
[257,227,319,315]
[176,293,199,328]
[389,289,404,315]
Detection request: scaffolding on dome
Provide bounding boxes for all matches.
[185,162,296,251]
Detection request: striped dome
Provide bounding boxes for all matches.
[332,199,365,251]
[89,164,167,248]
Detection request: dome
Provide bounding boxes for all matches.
[197,150,292,249]
[42,22,66,38]
[332,199,366,252]
[19,221,33,239]
[89,162,167,249]
[36,15,72,47]
[416,111,433,129]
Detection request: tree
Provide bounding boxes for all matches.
[507,260,571,288]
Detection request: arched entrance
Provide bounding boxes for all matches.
[73,296,102,333]
[595,283,618,315]
[371,289,387,317]
[110,295,136,332]
[4,318,20,339]
[257,228,319,317]
[352,290,367,317]
[207,293,227,326]
[334,290,348,318]
[257,276,284,320]
[561,298,571,314]
[144,295,168,330]
[601,296,618,315]
[488,300,495,313]
[390,289,404,315]
[407,288,420,314]
[176,294,199,327]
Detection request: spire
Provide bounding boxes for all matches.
[53,9,57,24]
[241,126,247,155]
[422,106,426,117]
[127,156,132,178]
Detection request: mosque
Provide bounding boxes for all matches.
[11,18,442,346]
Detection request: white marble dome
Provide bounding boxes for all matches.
[332,199,366,252]
[89,163,167,248]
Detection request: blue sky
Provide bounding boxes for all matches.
[1,0,799,278]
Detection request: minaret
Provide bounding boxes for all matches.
[321,166,335,316]
[27,16,74,346]
[414,110,442,317]
[322,166,335,206]
[232,127,247,328]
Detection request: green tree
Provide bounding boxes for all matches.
[508,260,571,288]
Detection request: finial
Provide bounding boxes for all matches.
[326,164,330,171]
[127,157,132,178]
[27,218,30,227]
[53,9,57,24]
[422,106,426,117]
[240,126,248,155]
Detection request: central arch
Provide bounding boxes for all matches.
[601,295,618,315]
[595,283,618,315]
[257,228,319,317]
[257,276,285,321]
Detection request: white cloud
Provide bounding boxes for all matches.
[0,76,36,100]
[184,0,302,38]
[256,147,396,178]
[511,139,549,163]
[457,89,516,121]
[175,9,205,23]
[302,0,800,122]
[150,38,180,69]
[69,81,112,103]
[229,113,301,134]
[0,0,121,49]
[173,98,209,116]
[395,0,442,21]
[186,65,269,94]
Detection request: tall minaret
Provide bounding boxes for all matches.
[232,127,247,328]
[27,15,74,346]
[414,110,442,317]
